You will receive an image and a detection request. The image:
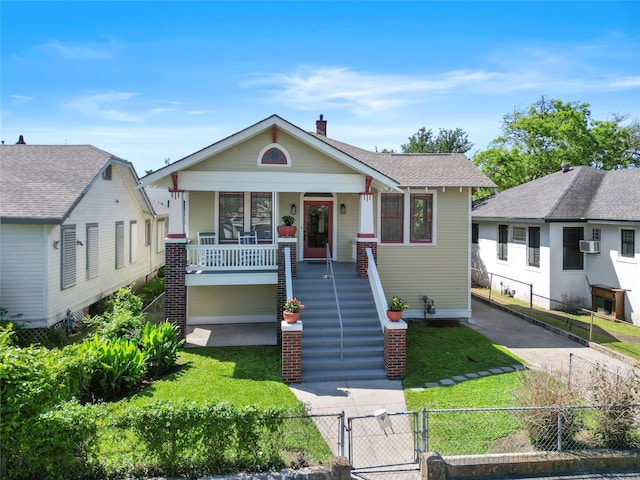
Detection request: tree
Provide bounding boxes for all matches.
[401,127,473,154]
[473,97,640,191]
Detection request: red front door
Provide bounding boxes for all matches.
[303,201,332,259]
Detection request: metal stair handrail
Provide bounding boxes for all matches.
[326,243,344,359]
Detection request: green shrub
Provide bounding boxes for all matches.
[89,285,145,342]
[140,321,184,376]
[120,401,286,476]
[136,277,165,306]
[0,344,94,477]
[81,334,146,394]
[5,401,106,479]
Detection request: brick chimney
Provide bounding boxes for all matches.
[16,135,26,144]
[316,114,327,136]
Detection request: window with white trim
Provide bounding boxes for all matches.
[157,219,166,253]
[219,192,244,242]
[381,194,404,243]
[497,225,508,261]
[410,193,433,243]
[145,219,151,247]
[528,226,540,268]
[61,225,76,289]
[621,229,635,258]
[512,226,526,243]
[115,221,125,269]
[563,227,583,270]
[86,223,99,279]
[129,220,138,263]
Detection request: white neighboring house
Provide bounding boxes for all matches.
[472,165,640,324]
[0,142,166,329]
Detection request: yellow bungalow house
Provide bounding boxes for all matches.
[141,114,495,382]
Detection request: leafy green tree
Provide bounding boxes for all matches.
[473,97,640,191]
[401,127,473,154]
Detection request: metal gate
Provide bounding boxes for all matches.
[347,410,421,474]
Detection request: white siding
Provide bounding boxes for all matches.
[0,224,49,326]
[46,164,162,327]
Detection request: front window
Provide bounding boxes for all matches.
[381,194,403,243]
[621,229,635,258]
[497,225,508,261]
[410,194,433,243]
[251,193,273,241]
[563,227,584,270]
[528,227,540,268]
[219,193,244,242]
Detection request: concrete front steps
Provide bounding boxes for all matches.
[293,271,387,382]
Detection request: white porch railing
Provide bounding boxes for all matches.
[186,244,278,271]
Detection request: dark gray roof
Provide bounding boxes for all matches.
[472,166,640,222]
[310,133,496,188]
[0,144,144,223]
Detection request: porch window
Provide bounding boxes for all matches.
[381,194,403,243]
[251,192,273,241]
[115,221,125,269]
[61,225,76,289]
[528,226,540,268]
[219,193,244,242]
[621,229,635,258]
[86,223,99,279]
[563,227,583,270]
[409,193,433,243]
[497,225,508,261]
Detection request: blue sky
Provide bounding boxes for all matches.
[2,1,639,174]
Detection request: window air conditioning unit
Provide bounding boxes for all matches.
[579,240,600,253]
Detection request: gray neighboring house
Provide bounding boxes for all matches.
[0,143,166,329]
[472,165,640,324]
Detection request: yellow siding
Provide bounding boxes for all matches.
[188,191,215,240]
[377,189,470,312]
[336,193,359,261]
[186,130,354,174]
[188,284,276,316]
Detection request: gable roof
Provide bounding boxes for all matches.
[472,166,640,222]
[142,114,495,189]
[0,144,154,224]
[310,134,496,188]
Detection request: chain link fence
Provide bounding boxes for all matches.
[279,412,344,467]
[471,268,640,357]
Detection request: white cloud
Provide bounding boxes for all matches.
[11,95,33,104]
[38,39,116,60]
[65,92,181,123]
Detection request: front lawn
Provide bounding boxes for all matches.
[129,346,301,409]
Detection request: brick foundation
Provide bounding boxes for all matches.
[384,325,406,380]
[165,240,187,340]
[281,323,302,384]
[356,241,377,278]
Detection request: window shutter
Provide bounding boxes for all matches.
[61,226,77,289]
[129,221,138,263]
[86,224,99,279]
[115,222,125,268]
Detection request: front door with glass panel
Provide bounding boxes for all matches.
[304,201,332,258]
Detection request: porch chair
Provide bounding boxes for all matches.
[238,231,262,266]
[197,232,219,266]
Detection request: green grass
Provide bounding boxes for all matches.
[404,323,525,387]
[129,346,301,408]
[404,324,528,455]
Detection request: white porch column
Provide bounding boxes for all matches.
[358,192,375,237]
[167,191,186,238]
